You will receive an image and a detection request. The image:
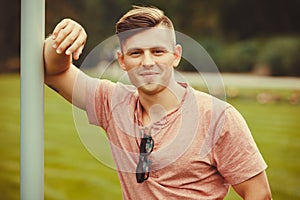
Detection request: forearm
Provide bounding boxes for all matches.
[43,19,88,109]
[43,36,72,76]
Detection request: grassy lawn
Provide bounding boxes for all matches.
[0,74,299,199]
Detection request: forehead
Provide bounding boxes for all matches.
[121,27,175,52]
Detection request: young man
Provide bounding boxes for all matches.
[44,6,272,199]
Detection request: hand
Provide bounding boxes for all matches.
[51,18,87,60]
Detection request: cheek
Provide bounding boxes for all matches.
[159,55,176,67]
[123,57,140,71]
[159,57,176,71]
[126,67,140,86]
[164,67,173,80]
[158,65,173,84]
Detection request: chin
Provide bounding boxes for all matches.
[138,83,165,95]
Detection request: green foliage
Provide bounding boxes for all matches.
[182,36,300,76]
[218,0,300,40]
[257,36,300,76]
[219,40,259,72]
[1,0,300,75]
[183,38,259,72]
[199,38,224,70]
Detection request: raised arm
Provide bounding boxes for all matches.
[44,18,88,110]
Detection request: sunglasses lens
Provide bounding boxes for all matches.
[140,136,154,154]
[136,135,154,183]
[136,157,151,183]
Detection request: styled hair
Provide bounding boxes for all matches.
[116,6,174,43]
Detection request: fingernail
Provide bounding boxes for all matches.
[56,49,61,54]
[65,50,71,55]
[74,53,79,60]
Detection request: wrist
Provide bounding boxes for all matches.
[44,36,72,75]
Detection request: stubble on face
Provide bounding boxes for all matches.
[127,62,174,95]
[119,27,178,96]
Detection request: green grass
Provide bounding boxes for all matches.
[226,99,300,199]
[0,74,300,199]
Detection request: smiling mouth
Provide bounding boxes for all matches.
[139,71,160,77]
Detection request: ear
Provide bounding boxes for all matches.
[117,50,127,71]
[173,44,182,68]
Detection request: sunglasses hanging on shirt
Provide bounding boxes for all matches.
[136,135,154,183]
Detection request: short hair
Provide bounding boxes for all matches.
[116,5,175,44]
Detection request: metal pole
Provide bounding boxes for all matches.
[20,1,45,199]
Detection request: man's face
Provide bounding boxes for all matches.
[117,26,182,95]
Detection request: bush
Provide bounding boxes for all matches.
[220,40,259,72]
[200,38,224,67]
[178,38,224,72]
[257,36,300,76]
[179,36,300,76]
[198,38,259,73]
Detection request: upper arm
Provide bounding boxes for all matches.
[210,107,272,199]
[232,171,272,200]
[45,63,89,110]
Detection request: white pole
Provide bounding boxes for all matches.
[20,1,45,200]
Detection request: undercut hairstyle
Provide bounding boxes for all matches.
[116,5,175,45]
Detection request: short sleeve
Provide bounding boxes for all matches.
[85,78,115,128]
[212,106,267,185]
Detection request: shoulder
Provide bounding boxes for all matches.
[86,79,138,113]
[189,86,231,117]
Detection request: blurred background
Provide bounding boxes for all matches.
[0,0,300,199]
[1,0,300,75]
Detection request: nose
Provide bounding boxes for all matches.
[142,51,155,68]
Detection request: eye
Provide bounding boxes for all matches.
[152,49,166,56]
[129,50,142,57]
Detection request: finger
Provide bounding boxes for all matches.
[65,31,87,56]
[54,24,76,53]
[73,45,84,60]
[56,27,81,54]
[52,19,70,39]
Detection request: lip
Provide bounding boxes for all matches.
[139,71,160,76]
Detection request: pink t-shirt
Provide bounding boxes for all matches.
[85,78,267,200]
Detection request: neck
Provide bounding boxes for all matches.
[138,79,185,126]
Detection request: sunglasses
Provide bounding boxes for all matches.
[136,135,154,183]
